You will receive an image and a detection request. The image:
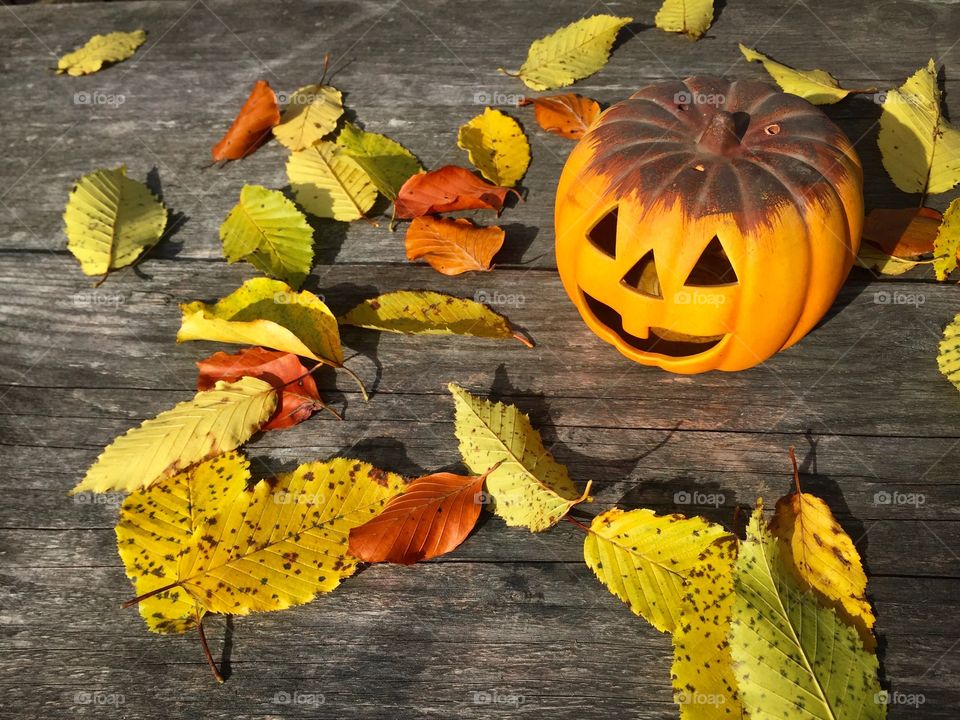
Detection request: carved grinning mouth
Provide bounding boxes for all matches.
[580,291,724,358]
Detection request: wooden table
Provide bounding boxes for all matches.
[2,1,958,717]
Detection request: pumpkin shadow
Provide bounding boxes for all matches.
[495,223,540,265]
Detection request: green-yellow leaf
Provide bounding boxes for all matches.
[286,141,377,221]
[933,198,960,281]
[739,44,867,104]
[449,383,590,531]
[177,277,344,366]
[583,507,730,632]
[341,290,532,347]
[56,29,146,76]
[220,184,315,288]
[336,122,423,200]
[71,377,276,495]
[169,458,408,615]
[730,504,884,720]
[116,452,251,633]
[855,243,920,275]
[64,166,167,281]
[500,15,633,91]
[457,108,531,187]
[655,0,713,39]
[272,84,344,151]
[878,60,960,195]
[937,312,960,391]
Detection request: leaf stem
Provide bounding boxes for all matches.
[121,581,178,608]
[338,363,369,401]
[197,619,225,684]
[788,446,802,494]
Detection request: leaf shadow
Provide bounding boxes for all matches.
[139,166,188,272]
[495,222,539,265]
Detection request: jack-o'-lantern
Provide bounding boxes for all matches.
[554,76,864,374]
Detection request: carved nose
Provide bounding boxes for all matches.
[697,110,741,155]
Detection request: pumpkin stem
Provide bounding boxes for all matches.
[697,111,740,155]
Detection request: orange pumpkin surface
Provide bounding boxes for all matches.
[554,76,864,373]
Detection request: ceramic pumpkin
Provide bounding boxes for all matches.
[554,76,863,374]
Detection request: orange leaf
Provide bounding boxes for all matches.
[393,166,520,219]
[211,80,281,162]
[862,207,942,259]
[196,347,329,431]
[405,217,504,275]
[521,93,601,139]
[348,469,494,564]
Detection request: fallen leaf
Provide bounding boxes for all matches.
[177,277,344,366]
[449,383,589,531]
[341,290,533,347]
[116,452,251,633]
[272,84,343,151]
[393,166,519,219]
[64,165,167,282]
[933,197,960,281]
[739,44,873,104]
[862,206,941,258]
[499,15,633,91]
[286,141,378,221]
[878,60,960,195]
[520,93,601,139]
[730,504,883,720]
[211,80,281,162]
[856,244,919,275]
[220,185,314,288]
[56,29,146,76]
[937,312,960,390]
[349,468,498,564]
[196,348,330,431]
[457,108,530,187]
[336,122,423,200]
[70,377,276,494]
[655,0,713,39]
[405,216,504,275]
[770,451,876,648]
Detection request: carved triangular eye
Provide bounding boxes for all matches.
[621,249,662,298]
[587,207,618,258]
[684,236,738,286]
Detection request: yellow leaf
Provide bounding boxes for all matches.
[56,29,146,76]
[272,84,344,151]
[169,458,407,615]
[63,166,167,281]
[449,383,590,531]
[933,198,960,281]
[855,243,919,276]
[457,108,530,187]
[336,122,423,200]
[500,15,633,91]
[583,507,730,632]
[937,312,960,391]
[878,60,960,195]
[655,0,713,39]
[341,290,532,346]
[116,452,251,633]
[220,185,315,288]
[739,44,868,104]
[71,377,276,495]
[177,277,344,366]
[730,504,883,720]
[286,141,377,221]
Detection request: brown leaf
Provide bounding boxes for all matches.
[862,206,942,258]
[521,93,601,139]
[348,468,497,564]
[211,80,281,162]
[196,347,332,430]
[405,217,504,275]
[393,166,520,219]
